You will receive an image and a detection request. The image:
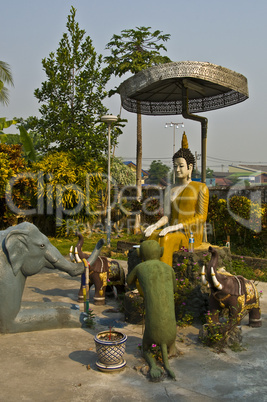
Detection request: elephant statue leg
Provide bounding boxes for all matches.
[208,296,221,324]
[92,271,108,305]
[209,309,220,324]
[228,303,242,324]
[76,261,108,306]
[249,307,262,328]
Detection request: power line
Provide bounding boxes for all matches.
[120,157,171,160]
[120,155,267,166]
[207,155,267,164]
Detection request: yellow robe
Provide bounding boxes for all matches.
[150,181,209,266]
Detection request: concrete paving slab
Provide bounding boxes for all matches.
[0,266,266,402]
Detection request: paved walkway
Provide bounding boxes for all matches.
[0,265,266,401]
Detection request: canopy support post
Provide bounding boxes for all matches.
[181,84,208,184]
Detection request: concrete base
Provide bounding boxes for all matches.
[0,265,266,401]
[2,301,82,333]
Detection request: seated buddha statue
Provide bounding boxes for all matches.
[144,133,209,266]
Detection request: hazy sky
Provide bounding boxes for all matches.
[1,0,267,171]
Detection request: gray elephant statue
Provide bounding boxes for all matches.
[0,222,104,333]
[201,246,262,327]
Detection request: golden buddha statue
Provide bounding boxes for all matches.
[144,133,209,266]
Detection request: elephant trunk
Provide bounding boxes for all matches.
[206,246,223,290]
[55,239,105,277]
[54,258,85,277]
[69,232,92,262]
[86,238,105,265]
[75,232,88,260]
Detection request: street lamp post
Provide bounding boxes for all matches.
[101,114,118,247]
[165,122,184,183]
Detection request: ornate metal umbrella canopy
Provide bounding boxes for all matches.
[119,61,249,182]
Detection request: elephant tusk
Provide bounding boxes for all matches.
[74,247,82,263]
[211,267,223,290]
[69,246,75,263]
[201,265,207,285]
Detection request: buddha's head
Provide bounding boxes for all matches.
[172,133,195,183]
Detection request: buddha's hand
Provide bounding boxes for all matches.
[144,224,158,237]
[159,223,183,237]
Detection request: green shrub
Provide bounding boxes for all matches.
[208,194,267,257]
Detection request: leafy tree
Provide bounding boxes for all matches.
[31,7,120,163]
[148,160,170,184]
[105,27,171,232]
[0,61,14,106]
[206,167,214,178]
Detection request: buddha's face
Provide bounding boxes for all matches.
[173,157,192,182]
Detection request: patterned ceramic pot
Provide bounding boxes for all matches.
[94,330,127,372]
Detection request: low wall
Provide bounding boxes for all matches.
[231,254,267,272]
[209,185,267,203]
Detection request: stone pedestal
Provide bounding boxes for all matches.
[173,246,231,321]
[172,245,232,281]
[199,323,242,349]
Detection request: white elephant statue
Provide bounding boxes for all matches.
[0,222,104,333]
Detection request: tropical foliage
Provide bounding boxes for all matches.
[0,61,14,106]
[0,144,105,234]
[207,194,267,256]
[0,119,36,163]
[0,117,17,136]
[0,144,35,228]
[111,157,135,186]
[32,151,104,235]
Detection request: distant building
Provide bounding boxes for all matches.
[212,172,234,186]
[228,164,267,184]
[123,161,149,184]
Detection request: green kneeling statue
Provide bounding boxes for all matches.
[127,240,177,380]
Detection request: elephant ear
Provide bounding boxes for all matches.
[5,231,29,276]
